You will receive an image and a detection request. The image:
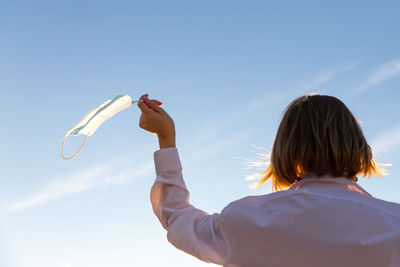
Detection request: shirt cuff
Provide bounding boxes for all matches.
[154,147,182,175]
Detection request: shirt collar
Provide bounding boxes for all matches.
[288,175,372,197]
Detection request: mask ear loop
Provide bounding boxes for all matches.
[61,98,142,160]
[62,135,87,160]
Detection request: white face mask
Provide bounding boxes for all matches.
[62,94,140,160]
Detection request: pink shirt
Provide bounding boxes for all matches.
[151,147,400,267]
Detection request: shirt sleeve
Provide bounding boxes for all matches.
[150,147,230,264]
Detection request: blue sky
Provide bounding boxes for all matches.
[1,1,400,266]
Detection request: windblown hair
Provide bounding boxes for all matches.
[256,94,384,191]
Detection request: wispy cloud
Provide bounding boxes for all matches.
[240,62,358,115]
[6,129,249,212]
[308,62,358,89]
[244,91,285,112]
[5,160,153,212]
[183,131,251,167]
[355,58,400,93]
[370,125,400,157]
[191,123,219,144]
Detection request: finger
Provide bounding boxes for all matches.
[151,99,163,106]
[139,94,161,107]
[139,94,149,101]
[137,99,153,114]
[137,94,149,110]
[144,98,164,113]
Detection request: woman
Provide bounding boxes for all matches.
[137,94,400,267]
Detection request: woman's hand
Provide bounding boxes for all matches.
[137,94,176,149]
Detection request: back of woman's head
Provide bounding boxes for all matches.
[258,94,384,191]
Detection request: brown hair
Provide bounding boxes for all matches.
[256,94,384,191]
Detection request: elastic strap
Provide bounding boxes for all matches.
[62,135,87,160]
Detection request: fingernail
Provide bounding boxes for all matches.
[155,100,163,105]
[144,94,148,98]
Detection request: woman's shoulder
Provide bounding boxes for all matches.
[220,187,400,219]
[220,190,293,215]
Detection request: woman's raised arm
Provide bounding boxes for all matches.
[137,94,229,264]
